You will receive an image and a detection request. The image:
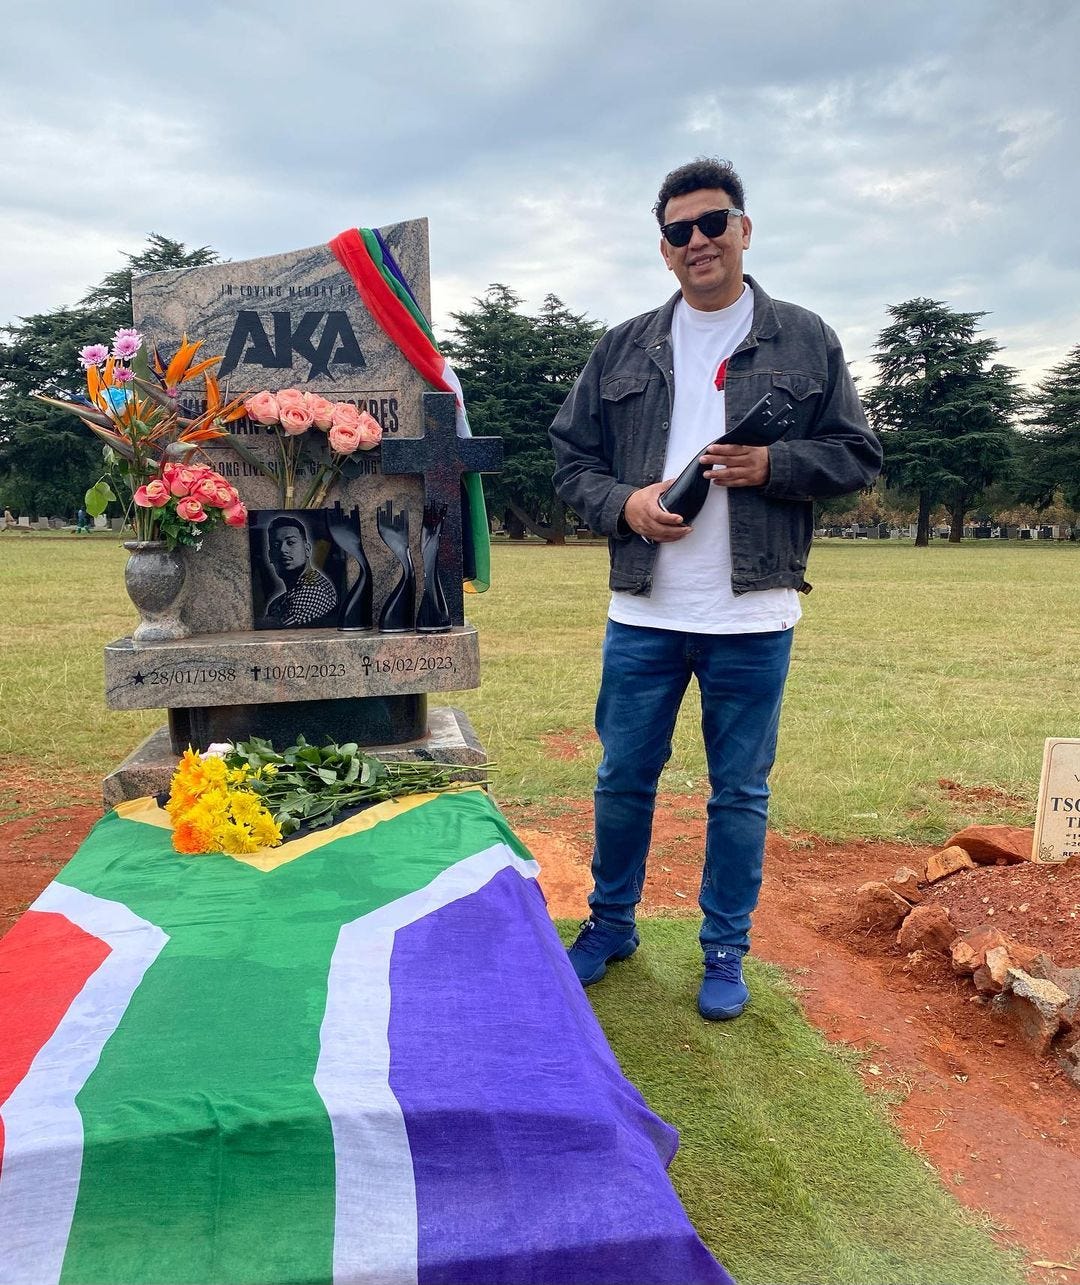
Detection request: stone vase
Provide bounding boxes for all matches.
[123,540,190,644]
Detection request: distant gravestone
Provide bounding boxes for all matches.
[1032,738,1080,863]
[17,516,30,528]
[94,515,108,529]
[104,219,501,805]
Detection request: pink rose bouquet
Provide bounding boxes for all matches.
[134,461,248,549]
[240,388,382,508]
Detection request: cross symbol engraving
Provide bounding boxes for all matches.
[250,665,261,682]
[378,392,502,627]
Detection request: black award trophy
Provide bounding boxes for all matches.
[416,503,451,634]
[376,500,416,633]
[327,501,373,632]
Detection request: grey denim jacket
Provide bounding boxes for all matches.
[549,276,882,596]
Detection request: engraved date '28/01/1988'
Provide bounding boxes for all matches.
[128,655,457,688]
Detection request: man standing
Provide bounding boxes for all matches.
[549,158,881,1020]
[264,514,339,627]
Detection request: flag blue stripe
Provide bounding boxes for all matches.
[387,866,733,1284]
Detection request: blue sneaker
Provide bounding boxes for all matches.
[567,918,639,986]
[698,949,749,1020]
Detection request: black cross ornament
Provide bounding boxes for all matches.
[378,391,502,626]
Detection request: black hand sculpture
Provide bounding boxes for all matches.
[416,503,451,634]
[658,393,796,524]
[327,501,373,631]
[376,500,416,633]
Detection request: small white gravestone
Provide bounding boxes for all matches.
[1032,738,1080,863]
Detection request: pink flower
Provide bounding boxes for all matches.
[279,403,313,435]
[176,497,207,522]
[164,464,202,497]
[329,402,360,431]
[355,410,382,450]
[111,328,143,360]
[191,477,223,505]
[112,366,134,383]
[135,478,171,508]
[275,388,307,410]
[78,344,109,369]
[223,501,248,527]
[329,422,363,454]
[306,394,335,430]
[244,390,280,425]
[192,477,238,508]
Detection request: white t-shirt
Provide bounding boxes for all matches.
[609,286,801,634]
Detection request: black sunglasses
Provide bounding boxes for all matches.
[661,208,744,247]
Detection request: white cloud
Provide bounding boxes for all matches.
[1,0,1077,396]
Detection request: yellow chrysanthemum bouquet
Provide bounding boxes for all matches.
[165,737,491,856]
[166,748,281,855]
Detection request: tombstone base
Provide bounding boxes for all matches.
[168,694,428,754]
[102,706,487,810]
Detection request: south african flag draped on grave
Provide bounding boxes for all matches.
[329,227,491,594]
[0,789,731,1285]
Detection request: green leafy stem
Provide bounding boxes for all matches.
[225,736,492,836]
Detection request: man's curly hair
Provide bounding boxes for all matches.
[654,158,746,227]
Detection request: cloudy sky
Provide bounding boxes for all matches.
[2,0,1076,388]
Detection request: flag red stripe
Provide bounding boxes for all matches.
[0,909,111,1176]
[328,229,448,391]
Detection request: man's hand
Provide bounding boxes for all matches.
[701,443,770,487]
[623,480,693,543]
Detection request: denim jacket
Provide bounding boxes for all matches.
[549,276,882,595]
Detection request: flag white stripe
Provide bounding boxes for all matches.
[315,843,539,1285]
[0,883,169,1285]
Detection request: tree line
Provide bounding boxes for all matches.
[1,237,1077,544]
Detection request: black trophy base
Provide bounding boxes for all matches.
[168,695,429,754]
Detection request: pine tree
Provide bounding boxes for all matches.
[443,286,602,541]
[1016,345,1080,510]
[863,299,1022,544]
[0,236,218,516]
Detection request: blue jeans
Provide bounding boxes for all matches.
[589,620,793,955]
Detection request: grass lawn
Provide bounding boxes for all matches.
[2,536,1075,841]
[1,533,1072,1282]
[456,537,1078,840]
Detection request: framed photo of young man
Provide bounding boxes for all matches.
[248,509,347,630]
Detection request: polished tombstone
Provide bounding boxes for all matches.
[103,219,501,806]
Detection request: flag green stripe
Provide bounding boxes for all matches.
[464,472,491,592]
[359,227,437,345]
[354,225,492,594]
[56,792,516,1285]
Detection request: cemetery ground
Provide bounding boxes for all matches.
[1,537,1078,1284]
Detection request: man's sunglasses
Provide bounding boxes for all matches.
[661,208,744,247]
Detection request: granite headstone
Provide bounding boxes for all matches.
[103,219,500,806]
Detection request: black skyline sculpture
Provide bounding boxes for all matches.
[416,503,451,633]
[376,500,416,633]
[327,501,373,632]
